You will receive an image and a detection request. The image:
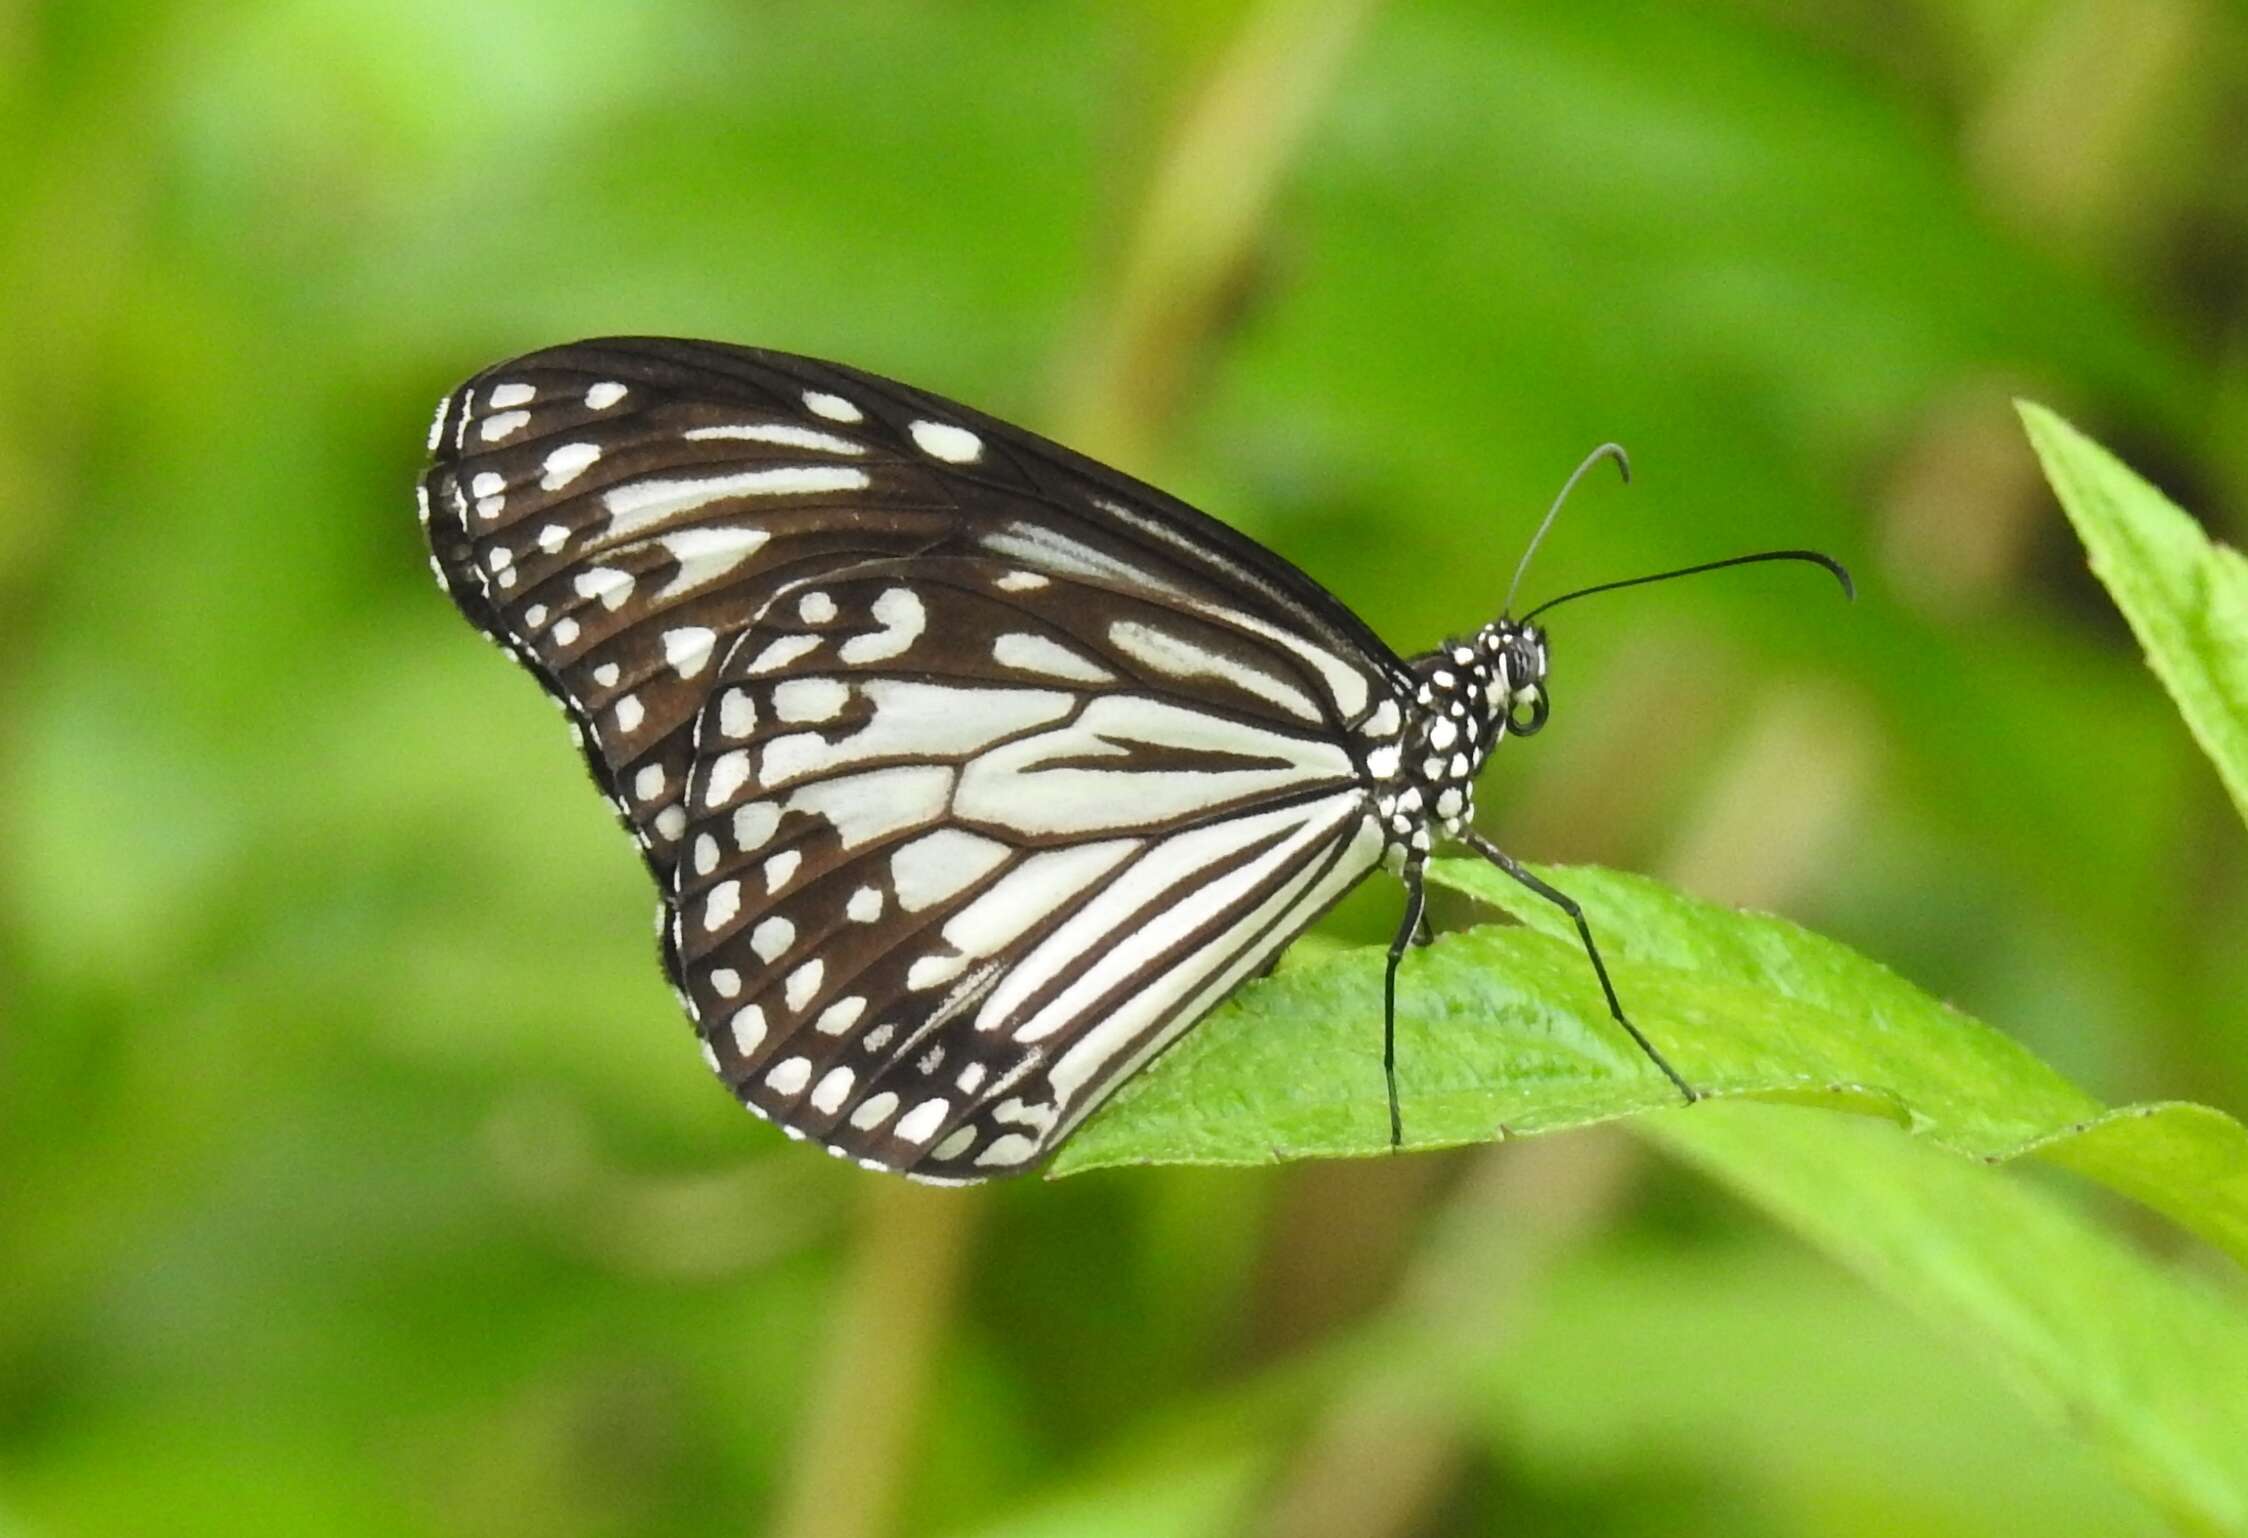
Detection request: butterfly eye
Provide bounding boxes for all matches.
[1508,687,1549,736]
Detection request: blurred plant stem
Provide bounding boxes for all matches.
[772,3,1381,1534]
[1059,0,1385,473]
[771,1182,984,1538]
[1254,1129,1645,1538]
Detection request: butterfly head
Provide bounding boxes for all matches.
[1476,619,1550,738]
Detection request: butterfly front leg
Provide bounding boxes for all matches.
[1461,829,1699,1104]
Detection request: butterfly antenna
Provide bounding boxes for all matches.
[1504,442,1630,617]
[1522,548,1854,622]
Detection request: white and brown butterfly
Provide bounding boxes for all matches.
[420,337,1846,1182]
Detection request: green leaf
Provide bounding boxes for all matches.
[1053,863,2248,1271]
[2020,400,2248,826]
[1648,1103,2248,1535]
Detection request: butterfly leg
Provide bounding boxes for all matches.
[1462,830,1699,1104]
[1384,858,1429,1149]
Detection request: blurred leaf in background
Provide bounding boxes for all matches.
[2,1,2245,1536]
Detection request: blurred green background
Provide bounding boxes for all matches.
[4,1,2246,1534]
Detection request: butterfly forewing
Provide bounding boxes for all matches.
[423,337,1414,1179]
[423,344,960,881]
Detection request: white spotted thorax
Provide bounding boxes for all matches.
[419,338,1750,1185]
[1368,619,1549,875]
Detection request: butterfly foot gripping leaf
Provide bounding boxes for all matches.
[421,338,1846,1182]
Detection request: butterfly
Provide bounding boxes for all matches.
[419,337,1848,1183]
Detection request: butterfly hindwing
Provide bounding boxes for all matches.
[670,554,1386,1177]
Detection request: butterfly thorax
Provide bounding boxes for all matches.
[1371,619,1549,872]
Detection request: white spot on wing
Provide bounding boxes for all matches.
[810,1067,855,1114]
[750,915,795,962]
[974,1133,1040,1168]
[479,410,530,443]
[730,1005,767,1054]
[907,953,968,991]
[762,848,801,891]
[656,526,771,599]
[784,959,824,1011]
[685,423,865,455]
[838,588,926,665]
[488,382,535,409]
[894,1098,951,1143]
[908,420,982,463]
[732,801,780,851]
[586,381,628,410]
[575,566,635,610]
[890,829,1011,913]
[541,442,602,490]
[765,1056,811,1096]
[815,996,865,1034]
[850,1092,899,1130]
[749,634,822,674]
[785,763,952,849]
[773,677,850,722]
[992,632,1114,684]
[664,626,717,678]
[703,750,751,807]
[803,390,863,423]
[703,880,741,932]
